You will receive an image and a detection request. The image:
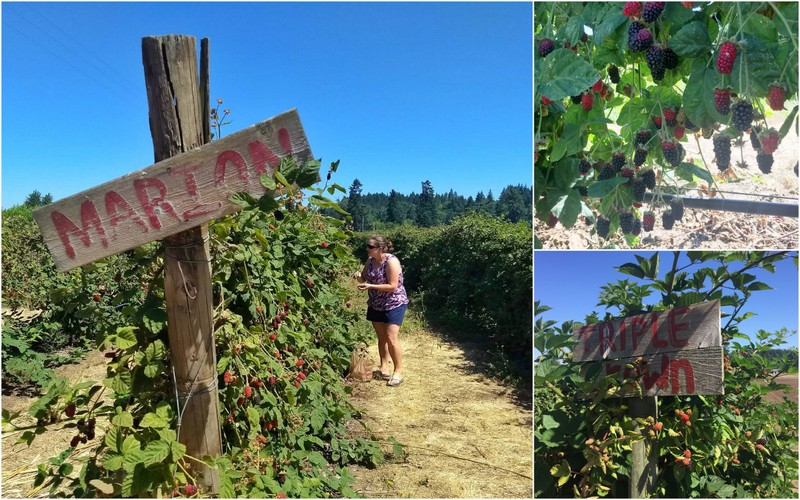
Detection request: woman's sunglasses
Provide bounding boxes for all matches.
[366,244,378,249]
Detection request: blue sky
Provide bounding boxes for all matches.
[534,251,799,350]
[1,2,531,209]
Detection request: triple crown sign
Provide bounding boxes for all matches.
[33,109,312,271]
[572,300,724,397]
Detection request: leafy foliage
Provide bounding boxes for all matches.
[534,251,798,498]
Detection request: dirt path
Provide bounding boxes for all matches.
[346,325,533,498]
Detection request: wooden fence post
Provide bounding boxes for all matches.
[142,35,221,494]
[629,397,658,498]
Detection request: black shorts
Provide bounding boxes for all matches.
[366,304,408,325]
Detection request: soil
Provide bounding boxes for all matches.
[1,326,533,498]
[537,108,800,249]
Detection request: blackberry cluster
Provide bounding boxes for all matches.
[663,48,679,70]
[611,153,627,172]
[636,129,652,146]
[643,212,656,231]
[712,135,731,170]
[731,100,753,131]
[757,152,774,174]
[608,65,621,84]
[596,217,611,239]
[684,118,697,131]
[598,164,615,180]
[571,95,582,104]
[579,158,593,175]
[646,45,666,81]
[619,212,635,235]
[641,169,656,190]
[750,126,762,151]
[714,88,731,115]
[670,198,685,221]
[634,147,648,167]
[662,141,683,166]
[632,217,642,237]
[642,2,666,23]
[662,209,675,230]
[539,38,555,58]
[628,22,648,52]
[632,178,646,202]
[620,167,635,181]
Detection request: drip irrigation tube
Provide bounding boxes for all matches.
[643,192,798,218]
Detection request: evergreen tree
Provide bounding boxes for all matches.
[387,189,404,224]
[347,179,366,231]
[498,185,531,223]
[416,180,437,227]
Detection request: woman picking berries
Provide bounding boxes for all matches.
[356,235,409,387]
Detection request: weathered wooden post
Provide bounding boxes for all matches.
[31,33,314,496]
[572,300,723,498]
[141,34,220,492]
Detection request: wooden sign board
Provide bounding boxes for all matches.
[33,109,312,271]
[573,300,723,397]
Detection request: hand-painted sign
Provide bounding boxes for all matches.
[33,109,312,271]
[573,300,723,397]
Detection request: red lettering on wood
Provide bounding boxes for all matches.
[670,358,695,393]
[171,165,215,220]
[106,191,148,233]
[278,127,292,154]
[643,355,670,390]
[248,140,281,175]
[668,306,691,347]
[649,312,668,348]
[51,201,108,259]
[215,150,250,187]
[134,178,181,230]
[599,322,615,354]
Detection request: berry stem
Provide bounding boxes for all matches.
[691,134,723,197]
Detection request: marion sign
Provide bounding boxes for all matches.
[572,300,723,397]
[33,109,312,271]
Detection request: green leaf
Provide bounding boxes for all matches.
[274,170,291,189]
[617,263,645,279]
[144,341,165,362]
[730,35,780,97]
[143,363,162,378]
[669,21,711,58]
[554,158,579,189]
[684,67,721,129]
[104,426,121,453]
[551,189,582,229]
[114,327,138,349]
[139,412,168,429]
[308,195,348,215]
[143,440,171,466]
[587,177,627,198]
[742,14,777,44]
[592,11,627,46]
[780,105,798,138]
[171,440,186,461]
[258,194,280,213]
[112,411,134,428]
[260,173,277,190]
[103,454,124,471]
[229,192,255,209]
[142,308,166,334]
[538,49,599,100]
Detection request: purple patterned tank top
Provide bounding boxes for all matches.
[366,254,409,311]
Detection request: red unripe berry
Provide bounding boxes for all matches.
[684,449,692,458]
[269,224,276,231]
[717,41,737,74]
[592,79,603,92]
[296,359,305,367]
[223,371,233,384]
[682,457,691,467]
[581,93,594,111]
[184,484,198,496]
[681,414,690,422]
[294,380,301,388]
[732,457,740,464]
[652,116,662,128]
[768,84,786,110]
[541,96,552,105]
[306,279,313,286]
[623,2,643,18]
[321,242,329,248]
[674,126,685,140]
[756,443,766,452]
[256,306,262,313]
[269,333,277,341]
[244,386,253,398]
[93,293,101,302]
[298,372,307,381]
[652,422,663,432]
[269,376,277,385]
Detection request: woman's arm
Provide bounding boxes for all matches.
[355,261,369,283]
[359,258,400,292]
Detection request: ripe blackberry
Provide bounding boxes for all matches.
[768,84,786,111]
[634,147,648,167]
[636,29,654,51]
[662,209,675,230]
[714,88,730,115]
[716,41,737,74]
[646,45,666,81]
[632,217,642,236]
[731,100,753,131]
[641,169,656,190]
[642,2,665,23]
[611,153,627,172]
[636,129,652,146]
[632,178,646,202]
[598,164,615,180]
[628,22,647,52]
[579,158,593,175]
[539,38,555,58]
[670,198,685,221]
[608,65,621,84]
[571,95,582,104]
[546,213,558,228]
[596,217,611,239]
[684,118,697,131]
[663,48,679,70]
[757,152,774,174]
[661,141,683,166]
[713,135,731,170]
[619,212,635,235]
[643,211,656,231]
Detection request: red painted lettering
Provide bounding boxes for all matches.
[629,316,646,351]
[51,201,108,259]
[248,140,281,175]
[599,322,615,355]
[171,165,214,220]
[105,191,148,233]
[215,150,250,187]
[134,178,181,230]
[643,355,670,390]
[618,320,627,352]
[278,127,292,154]
[650,312,668,348]
[668,307,691,347]
[670,358,695,393]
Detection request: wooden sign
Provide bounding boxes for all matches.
[33,109,312,271]
[573,300,723,397]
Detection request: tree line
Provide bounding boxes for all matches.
[334,179,532,231]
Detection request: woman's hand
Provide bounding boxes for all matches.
[357,283,370,291]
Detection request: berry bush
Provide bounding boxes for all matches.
[534,251,798,497]
[4,158,390,497]
[534,2,799,247]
